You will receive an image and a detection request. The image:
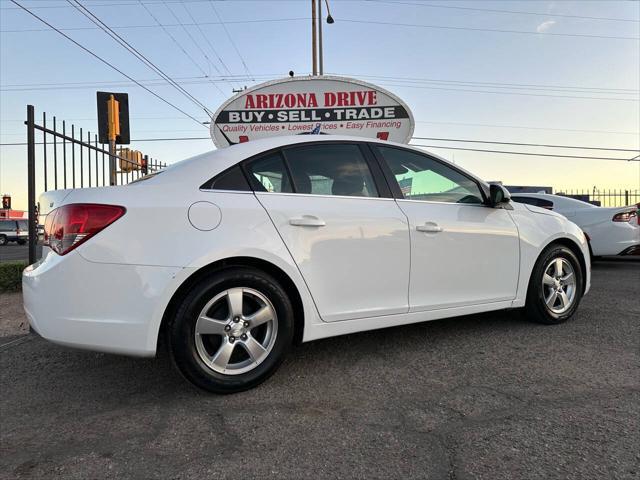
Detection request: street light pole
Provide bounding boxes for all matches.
[317,0,334,76]
[311,0,318,76]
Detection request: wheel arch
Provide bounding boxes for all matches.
[157,256,306,351]
[534,237,588,295]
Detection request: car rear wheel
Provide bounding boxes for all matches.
[167,267,294,394]
[524,245,583,325]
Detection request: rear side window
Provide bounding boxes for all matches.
[246,153,293,193]
[17,220,28,230]
[206,165,251,191]
[283,144,379,197]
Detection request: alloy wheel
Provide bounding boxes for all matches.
[194,287,278,375]
[542,257,577,315]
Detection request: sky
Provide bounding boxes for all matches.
[1,0,639,211]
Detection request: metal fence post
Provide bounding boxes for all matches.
[26,105,37,265]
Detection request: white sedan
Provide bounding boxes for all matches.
[510,193,639,257]
[23,136,590,393]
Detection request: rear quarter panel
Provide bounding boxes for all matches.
[61,185,321,347]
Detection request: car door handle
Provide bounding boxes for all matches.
[416,223,443,233]
[289,215,326,227]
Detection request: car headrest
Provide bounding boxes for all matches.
[332,177,364,196]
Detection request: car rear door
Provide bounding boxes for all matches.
[372,145,520,312]
[247,142,410,323]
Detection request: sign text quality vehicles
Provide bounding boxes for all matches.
[211,76,414,147]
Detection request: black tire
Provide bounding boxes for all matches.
[524,245,584,325]
[167,267,294,394]
[17,239,27,245]
[0,235,7,246]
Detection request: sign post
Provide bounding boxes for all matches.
[107,94,120,186]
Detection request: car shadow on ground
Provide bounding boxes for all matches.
[8,307,529,399]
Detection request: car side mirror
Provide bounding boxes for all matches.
[488,184,511,207]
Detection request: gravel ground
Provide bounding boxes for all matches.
[1,258,638,479]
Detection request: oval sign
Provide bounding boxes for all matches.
[210,75,414,148]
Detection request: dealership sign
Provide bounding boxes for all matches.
[210,76,414,148]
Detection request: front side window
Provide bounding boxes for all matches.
[376,146,484,204]
[283,144,378,197]
[246,153,293,193]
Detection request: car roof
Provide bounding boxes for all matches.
[152,134,487,188]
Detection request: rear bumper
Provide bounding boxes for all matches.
[23,251,184,356]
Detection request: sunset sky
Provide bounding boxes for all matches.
[1,0,638,211]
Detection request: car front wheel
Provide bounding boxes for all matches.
[524,245,584,325]
[167,267,294,394]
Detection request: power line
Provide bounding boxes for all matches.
[137,0,226,94]
[8,0,207,127]
[409,144,639,161]
[207,0,254,81]
[376,81,639,102]
[335,73,638,94]
[3,135,638,161]
[178,0,238,84]
[366,0,640,23]
[0,18,309,33]
[68,0,217,114]
[414,120,639,136]
[339,18,640,41]
[412,137,640,152]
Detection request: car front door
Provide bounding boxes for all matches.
[246,142,410,323]
[373,145,520,312]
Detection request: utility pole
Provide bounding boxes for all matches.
[318,0,323,75]
[107,94,120,185]
[311,0,318,75]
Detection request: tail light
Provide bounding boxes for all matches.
[612,210,637,223]
[44,204,125,255]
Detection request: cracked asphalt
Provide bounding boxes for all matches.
[1,258,638,479]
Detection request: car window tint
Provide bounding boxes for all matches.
[284,144,378,197]
[377,146,483,204]
[247,153,293,193]
[208,165,251,191]
[17,220,28,230]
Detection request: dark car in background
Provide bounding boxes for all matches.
[0,219,29,246]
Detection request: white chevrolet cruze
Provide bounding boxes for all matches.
[24,135,590,393]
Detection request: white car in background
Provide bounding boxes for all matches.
[23,136,591,393]
[511,193,639,257]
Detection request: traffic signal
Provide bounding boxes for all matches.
[97,92,130,144]
[2,194,10,210]
[118,148,144,172]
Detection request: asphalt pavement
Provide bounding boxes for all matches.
[1,258,638,479]
[0,244,41,263]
